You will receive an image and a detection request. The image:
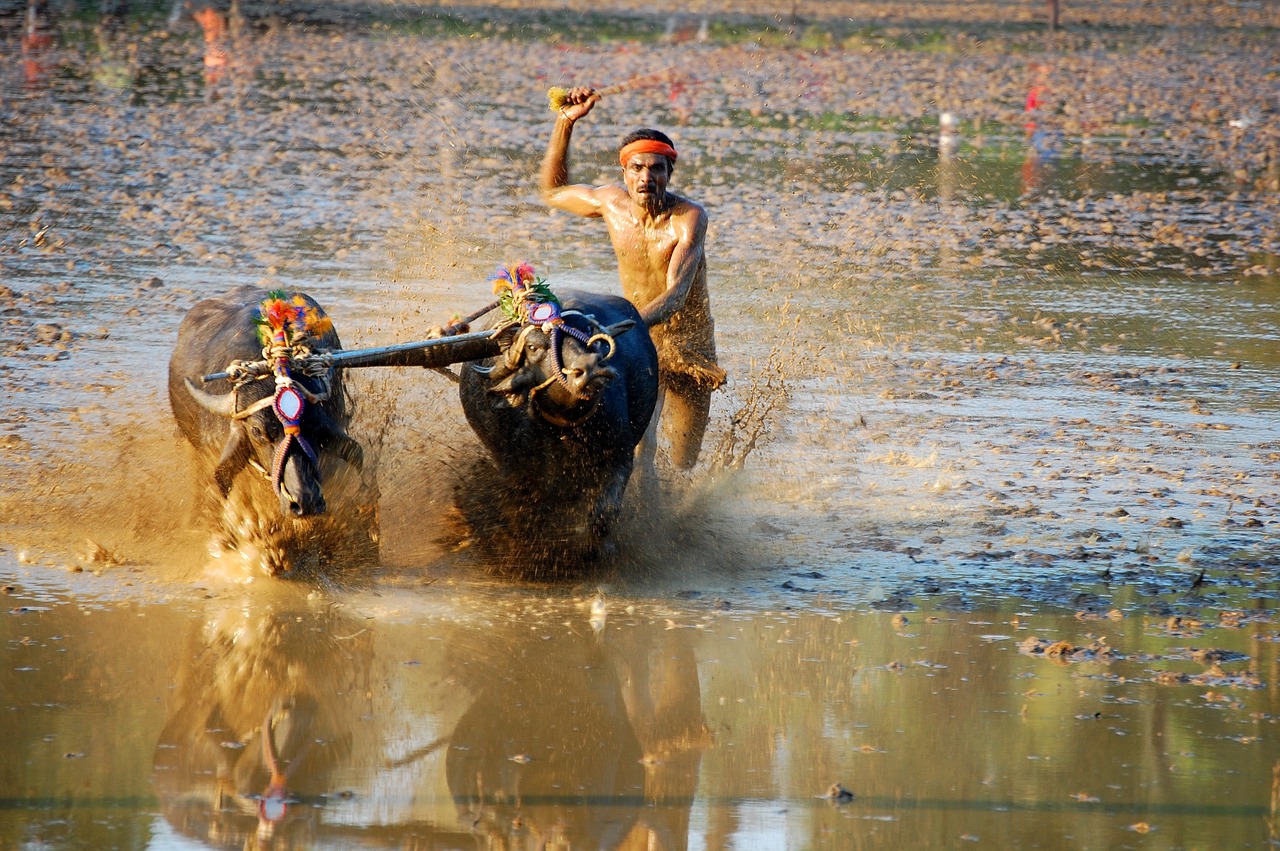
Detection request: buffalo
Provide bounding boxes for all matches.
[457,273,658,573]
[168,286,375,576]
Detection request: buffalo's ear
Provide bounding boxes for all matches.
[213,423,251,496]
[310,406,364,471]
[489,368,534,408]
[605,319,636,338]
[493,324,521,346]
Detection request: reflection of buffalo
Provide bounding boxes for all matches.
[152,601,370,850]
[152,596,708,848]
[458,290,658,573]
[445,615,710,849]
[167,287,376,576]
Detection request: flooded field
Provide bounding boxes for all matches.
[4,585,1280,848]
[1,1,1279,847]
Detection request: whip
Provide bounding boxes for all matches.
[547,69,682,111]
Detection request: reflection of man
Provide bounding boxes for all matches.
[540,86,725,471]
[194,6,229,85]
[21,0,54,88]
[1022,63,1053,195]
[445,615,708,848]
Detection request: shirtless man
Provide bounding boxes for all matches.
[539,86,725,471]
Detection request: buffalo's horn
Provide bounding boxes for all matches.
[483,359,517,385]
[184,377,239,417]
[474,339,520,385]
[604,319,636,338]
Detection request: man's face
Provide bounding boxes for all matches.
[622,153,672,211]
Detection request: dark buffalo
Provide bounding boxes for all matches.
[458,288,658,572]
[168,286,373,575]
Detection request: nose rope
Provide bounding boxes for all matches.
[270,431,319,497]
[550,311,616,399]
[500,315,618,402]
[550,326,585,398]
[529,369,604,428]
[264,319,322,498]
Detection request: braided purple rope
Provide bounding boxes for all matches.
[270,433,320,495]
[551,323,599,398]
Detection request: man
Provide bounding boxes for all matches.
[539,86,725,472]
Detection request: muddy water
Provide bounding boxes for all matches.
[2,10,1280,849]
[3,583,1279,848]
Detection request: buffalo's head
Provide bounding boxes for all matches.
[184,376,363,518]
[481,313,634,425]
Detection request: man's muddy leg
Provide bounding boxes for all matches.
[663,379,711,471]
[634,384,664,507]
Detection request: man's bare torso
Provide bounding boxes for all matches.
[591,184,719,385]
[593,185,709,315]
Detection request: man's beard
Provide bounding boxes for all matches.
[636,189,669,215]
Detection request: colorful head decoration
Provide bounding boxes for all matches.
[492,263,562,326]
[489,263,609,400]
[254,291,323,489]
[619,139,678,167]
[254,292,333,348]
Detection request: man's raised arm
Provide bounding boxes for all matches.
[540,87,604,218]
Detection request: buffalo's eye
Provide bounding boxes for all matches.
[249,424,267,441]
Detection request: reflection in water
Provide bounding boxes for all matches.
[445,614,709,848]
[0,584,1277,847]
[145,591,708,849]
[251,696,319,837]
[193,6,229,87]
[1021,62,1063,197]
[20,0,53,89]
[153,599,366,848]
[938,111,959,162]
[91,23,137,93]
[935,113,962,270]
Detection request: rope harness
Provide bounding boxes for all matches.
[486,308,619,427]
[500,310,617,392]
[484,263,620,427]
[217,295,337,494]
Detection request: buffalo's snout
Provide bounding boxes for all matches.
[564,354,616,400]
[278,452,326,518]
[283,491,326,517]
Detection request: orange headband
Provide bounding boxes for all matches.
[619,139,678,167]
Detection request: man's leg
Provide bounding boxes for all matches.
[662,379,712,470]
[634,382,665,505]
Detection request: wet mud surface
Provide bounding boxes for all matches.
[0,1,1279,845]
[0,0,1275,594]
